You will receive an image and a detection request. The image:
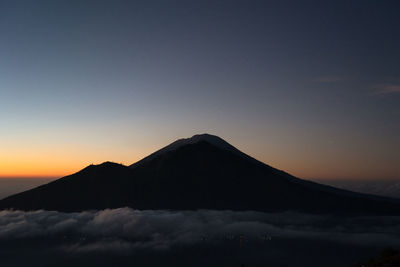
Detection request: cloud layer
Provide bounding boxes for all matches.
[1,208,400,266]
[2,208,400,248]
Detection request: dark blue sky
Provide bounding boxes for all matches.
[0,0,399,179]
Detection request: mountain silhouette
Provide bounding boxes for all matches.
[1,134,400,214]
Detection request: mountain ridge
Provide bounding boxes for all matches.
[1,134,400,215]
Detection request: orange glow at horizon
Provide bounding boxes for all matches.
[0,133,157,178]
[0,147,146,179]
[0,133,398,180]
[1,150,398,181]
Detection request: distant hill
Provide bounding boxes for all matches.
[1,134,400,214]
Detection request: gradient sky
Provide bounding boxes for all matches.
[0,0,399,180]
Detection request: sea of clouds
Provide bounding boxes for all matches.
[1,208,400,266]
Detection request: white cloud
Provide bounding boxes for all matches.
[1,208,400,252]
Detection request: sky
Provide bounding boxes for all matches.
[0,0,399,180]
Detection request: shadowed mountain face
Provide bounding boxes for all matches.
[1,134,400,214]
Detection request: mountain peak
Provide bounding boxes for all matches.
[187,133,221,140]
[130,133,242,168]
[177,133,230,147]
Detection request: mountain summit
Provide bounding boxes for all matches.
[1,134,400,214]
[130,134,253,168]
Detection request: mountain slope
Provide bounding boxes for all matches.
[1,134,399,214]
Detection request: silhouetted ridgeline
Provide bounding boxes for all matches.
[1,134,400,214]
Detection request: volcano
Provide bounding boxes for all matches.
[1,134,399,214]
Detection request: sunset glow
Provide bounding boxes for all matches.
[0,1,399,181]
